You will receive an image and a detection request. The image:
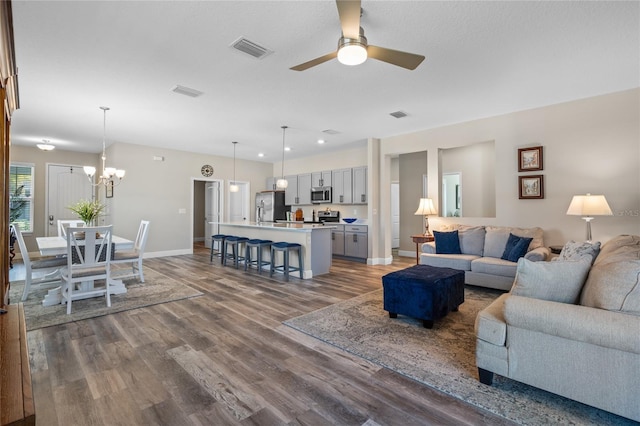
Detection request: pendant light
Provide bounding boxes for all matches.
[229,141,239,192]
[83,106,125,186]
[276,125,288,189]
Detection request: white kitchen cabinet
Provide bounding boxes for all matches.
[266,177,278,191]
[284,173,312,205]
[312,171,332,188]
[344,225,368,259]
[352,166,367,204]
[332,168,352,204]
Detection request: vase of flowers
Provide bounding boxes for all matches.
[67,199,105,238]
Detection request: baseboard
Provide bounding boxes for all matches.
[397,250,414,258]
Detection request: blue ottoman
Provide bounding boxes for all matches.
[382,265,465,328]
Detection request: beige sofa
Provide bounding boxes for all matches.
[475,235,640,422]
[420,224,550,290]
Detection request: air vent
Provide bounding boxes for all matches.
[390,111,408,119]
[171,85,204,98]
[230,37,273,59]
[322,129,341,135]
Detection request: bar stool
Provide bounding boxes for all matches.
[270,242,303,281]
[244,239,272,274]
[223,236,249,268]
[210,234,228,263]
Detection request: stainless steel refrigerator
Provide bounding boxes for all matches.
[255,191,290,222]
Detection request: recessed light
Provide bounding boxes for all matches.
[258,153,264,157]
[317,139,326,144]
[285,147,291,152]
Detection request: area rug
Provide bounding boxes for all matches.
[9,268,203,331]
[284,288,635,426]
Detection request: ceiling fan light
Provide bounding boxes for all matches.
[338,43,367,66]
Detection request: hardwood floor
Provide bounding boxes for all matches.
[26,244,515,425]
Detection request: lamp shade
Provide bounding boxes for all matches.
[566,194,613,217]
[414,198,437,216]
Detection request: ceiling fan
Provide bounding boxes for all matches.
[290,0,425,71]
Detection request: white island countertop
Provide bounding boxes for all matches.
[218,221,335,231]
[216,222,333,278]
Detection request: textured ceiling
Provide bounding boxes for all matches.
[9,1,639,162]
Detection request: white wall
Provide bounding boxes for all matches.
[376,88,640,261]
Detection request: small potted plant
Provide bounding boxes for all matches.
[68,199,105,237]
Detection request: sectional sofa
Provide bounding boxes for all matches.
[420,224,550,290]
[475,235,640,422]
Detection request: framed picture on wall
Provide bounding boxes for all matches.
[519,175,544,199]
[106,181,114,198]
[518,146,543,172]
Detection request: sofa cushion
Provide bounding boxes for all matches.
[434,230,461,254]
[475,293,509,346]
[580,235,640,315]
[556,240,601,264]
[483,226,544,258]
[440,224,485,256]
[510,258,591,304]
[471,257,518,278]
[501,233,533,262]
[420,253,478,271]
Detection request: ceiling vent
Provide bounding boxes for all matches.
[322,129,341,135]
[390,110,408,119]
[230,37,273,59]
[171,85,204,98]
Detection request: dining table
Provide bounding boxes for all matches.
[36,235,134,307]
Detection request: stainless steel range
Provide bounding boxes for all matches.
[317,210,340,224]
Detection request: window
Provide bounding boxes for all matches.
[9,163,34,232]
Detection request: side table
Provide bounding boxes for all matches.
[411,234,434,264]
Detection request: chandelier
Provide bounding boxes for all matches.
[83,106,125,186]
[276,125,288,189]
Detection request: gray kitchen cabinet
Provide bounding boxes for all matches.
[331,224,345,256]
[352,166,367,204]
[284,173,312,205]
[312,171,332,188]
[332,168,352,204]
[345,225,368,259]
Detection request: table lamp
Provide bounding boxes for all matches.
[414,198,437,236]
[566,193,612,241]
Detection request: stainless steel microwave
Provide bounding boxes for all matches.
[311,186,332,204]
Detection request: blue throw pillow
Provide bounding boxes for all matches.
[501,233,533,262]
[434,230,462,254]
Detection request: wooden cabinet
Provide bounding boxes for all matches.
[331,224,345,256]
[312,171,332,188]
[352,166,367,204]
[284,173,311,205]
[332,168,352,204]
[345,225,368,259]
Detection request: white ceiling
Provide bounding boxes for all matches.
[9,1,639,163]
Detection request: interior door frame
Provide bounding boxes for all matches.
[190,177,224,253]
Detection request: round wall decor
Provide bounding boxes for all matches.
[201,165,214,177]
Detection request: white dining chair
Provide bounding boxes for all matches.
[11,223,67,302]
[60,225,113,314]
[57,219,85,238]
[111,220,150,282]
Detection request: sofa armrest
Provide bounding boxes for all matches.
[504,295,640,354]
[524,246,550,262]
[421,242,436,254]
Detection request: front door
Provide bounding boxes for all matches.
[46,164,94,236]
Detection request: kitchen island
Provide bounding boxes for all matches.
[217,222,334,279]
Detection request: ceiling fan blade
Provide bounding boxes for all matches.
[290,51,338,71]
[336,0,361,39]
[367,45,425,70]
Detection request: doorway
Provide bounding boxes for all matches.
[193,178,223,249]
[46,164,94,236]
